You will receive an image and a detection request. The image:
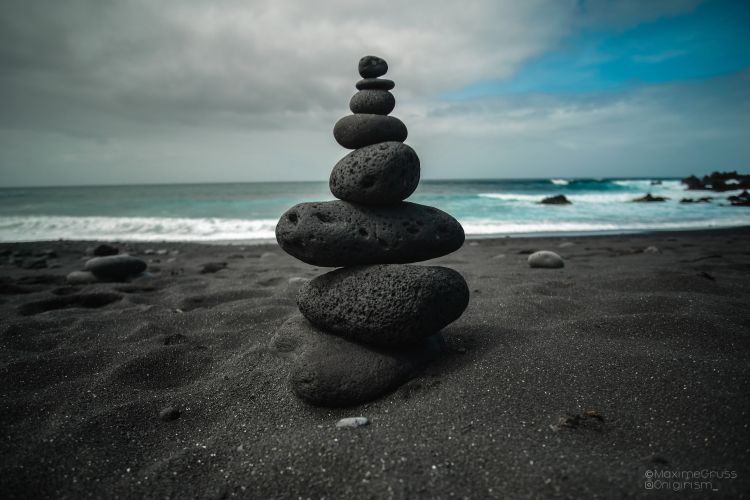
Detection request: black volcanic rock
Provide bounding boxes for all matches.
[540,194,571,205]
[276,200,465,267]
[633,193,668,202]
[681,171,750,191]
[93,244,119,256]
[358,55,388,78]
[333,114,407,149]
[329,142,420,204]
[682,175,703,190]
[355,78,395,91]
[84,255,147,281]
[728,190,750,206]
[349,90,395,115]
[680,197,712,203]
[270,314,444,407]
[297,265,469,346]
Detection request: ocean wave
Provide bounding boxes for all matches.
[0,216,278,242]
[1,213,748,243]
[550,179,569,186]
[461,218,750,235]
[478,192,646,203]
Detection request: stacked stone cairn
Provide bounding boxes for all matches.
[272,56,469,407]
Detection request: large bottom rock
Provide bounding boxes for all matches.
[297,264,469,347]
[270,315,444,407]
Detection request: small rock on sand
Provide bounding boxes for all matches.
[336,417,369,428]
[93,244,119,256]
[644,246,661,254]
[528,251,564,269]
[66,270,100,285]
[159,406,180,422]
[200,262,227,274]
[84,255,147,281]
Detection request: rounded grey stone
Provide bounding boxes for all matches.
[356,78,395,91]
[358,55,388,78]
[336,417,369,428]
[333,114,407,149]
[330,142,420,204]
[84,254,147,281]
[349,90,395,115]
[66,270,100,285]
[527,250,564,268]
[276,200,465,267]
[298,264,469,346]
[270,315,444,407]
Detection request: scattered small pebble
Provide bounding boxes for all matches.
[66,270,100,285]
[698,271,716,281]
[644,246,661,254]
[200,262,227,274]
[492,253,506,259]
[159,406,180,422]
[92,244,119,256]
[336,417,369,429]
[527,250,564,269]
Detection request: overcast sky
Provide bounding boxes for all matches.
[1,0,748,187]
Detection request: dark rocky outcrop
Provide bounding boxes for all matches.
[633,193,668,202]
[540,194,572,205]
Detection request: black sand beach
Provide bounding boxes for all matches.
[2,228,749,498]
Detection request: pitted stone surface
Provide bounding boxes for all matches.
[297,264,469,346]
[333,114,407,149]
[276,200,465,267]
[349,90,395,115]
[358,55,388,78]
[330,142,419,204]
[270,314,444,407]
[356,78,395,91]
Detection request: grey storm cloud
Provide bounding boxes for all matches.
[1,0,744,186]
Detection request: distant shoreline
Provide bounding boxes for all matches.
[2,225,749,246]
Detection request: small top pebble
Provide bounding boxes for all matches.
[336,416,369,429]
[358,55,387,78]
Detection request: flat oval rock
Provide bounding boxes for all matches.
[358,55,388,78]
[330,142,419,204]
[84,255,147,281]
[276,201,465,267]
[298,264,469,346]
[356,78,395,91]
[270,314,444,407]
[333,114,407,149]
[349,90,395,115]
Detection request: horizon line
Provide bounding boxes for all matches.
[0,175,691,190]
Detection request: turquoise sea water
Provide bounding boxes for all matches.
[0,179,748,242]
